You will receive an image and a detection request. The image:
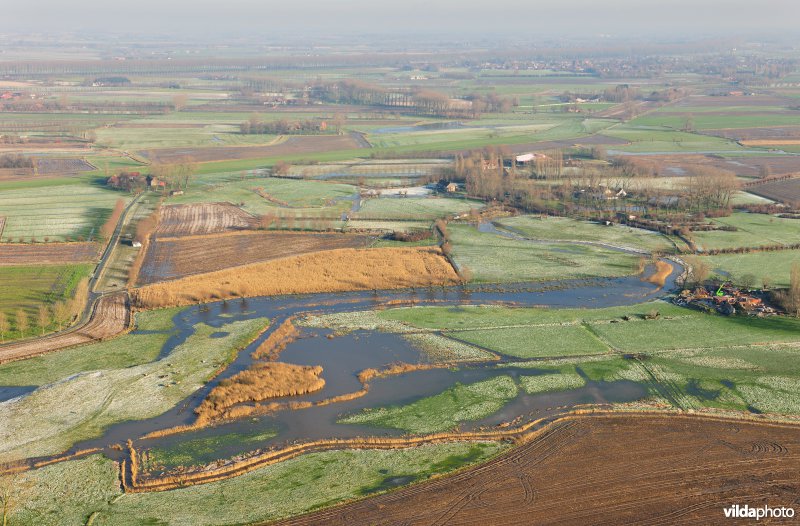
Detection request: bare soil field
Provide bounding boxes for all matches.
[0,292,130,364]
[0,242,98,265]
[139,231,370,284]
[34,157,95,174]
[139,135,362,164]
[131,247,459,309]
[155,203,256,237]
[746,178,800,205]
[707,126,800,141]
[277,414,800,526]
[0,167,31,179]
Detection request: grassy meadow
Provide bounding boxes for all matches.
[447,223,640,282]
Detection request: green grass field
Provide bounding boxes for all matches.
[699,249,800,288]
[0,264,92,340]
[450,325,610,358]
[447,224,640,283]
[165,176,356,220]
[366,123,557,149]
[0,307,184,386]
[94,124,280,150]
[630,113,800,131]
[604,125,744,153]
[340,376,518,433]
[383,302,800,354]
[144,429,279,471]
[354,197,481,220]
[497,215,676,252]
[376,301,800,415]
[0,185,128,242]
[692,212,800,250]
[378,301,690,330]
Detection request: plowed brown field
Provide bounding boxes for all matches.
[0,292,130,364]
[139,231,370,284]
[746,178,800,205]
[155,203,256,237]
[276,414,800,526]
[0,242,98,265]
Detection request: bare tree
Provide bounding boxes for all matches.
[686,256,710,288]
[37,304,49,335]
[14,309,28,338]
[0,312,7,343]
[53,301,71,331]
[789,263,800,317]
[1,473,32,526]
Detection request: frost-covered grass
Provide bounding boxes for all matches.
[519,372,586,394]
[8,455,120,526]
[340,376,518,434]
[403,333,496,362]
[0,185,128,242]
[447,224,640,283]
[0,317,268,462]
[0,307,185,387]
[11,442,507,526]
[450,325,610,359]
[301,309,416,334]
[353,197,481,220]
[497,215,675,253]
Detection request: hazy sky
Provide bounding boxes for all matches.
[2,0,799,39]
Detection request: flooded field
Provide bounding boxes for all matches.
[38,255,681,468]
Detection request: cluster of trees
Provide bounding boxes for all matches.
[150,163,196,191]
[240,117,333,135]
[450,145,742,230]
[767,263,800,317]
[684,167,740,212]
[0,279,88,342]
[462,92,518,115]
[107,171,147,192]
[311,80,514,118]
[99,199,125,239]
[0,97,172,114]
[0,154,32,169]
[0,134,27,144]
[108,164,196,193]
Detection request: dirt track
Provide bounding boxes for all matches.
[0,292,131,364]
[276,413,800,526]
